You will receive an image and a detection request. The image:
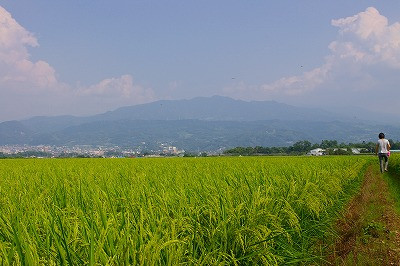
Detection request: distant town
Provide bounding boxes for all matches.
[0,143,187,158]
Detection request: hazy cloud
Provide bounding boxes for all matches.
[78,74,154,102]
[261,63,333,96]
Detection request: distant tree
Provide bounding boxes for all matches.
[183,152,196,157]
[17,151,52,158]
[254,146,267,154]
[326,148,351,155]
[224,147,255,156]
[104,151,123,157]
[290,140,312,153]
[320,140,338,149]
[58,152,80,158]
[223,139,382,156]
[141,150,151,156]
[339,142,347,148]
[388,139,400,150]
[76,154,91,158]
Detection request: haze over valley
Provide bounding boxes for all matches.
[1,96,399,152]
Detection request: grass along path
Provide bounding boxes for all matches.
[327,164,400,265]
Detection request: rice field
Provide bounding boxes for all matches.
[0,156,371,265]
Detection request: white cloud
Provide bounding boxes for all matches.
[0,7,37,50]
[331,7,388,40]
[225,7,400,112]
[330,7,400,68]
[0,6,58,91]
[0,5,155,120]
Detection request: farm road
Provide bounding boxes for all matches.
[327,164,400,265]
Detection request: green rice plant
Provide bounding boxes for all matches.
[0,156,371,265]
[384,153,400,212]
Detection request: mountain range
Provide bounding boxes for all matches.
[1,96,399,151]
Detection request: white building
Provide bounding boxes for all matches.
[307,148,325,156]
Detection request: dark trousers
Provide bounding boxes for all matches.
[378,153,388,173]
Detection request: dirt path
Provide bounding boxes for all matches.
[327,165,400,265]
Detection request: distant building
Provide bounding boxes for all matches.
[307,148,325,156]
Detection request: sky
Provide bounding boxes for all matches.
[0,1,400,122]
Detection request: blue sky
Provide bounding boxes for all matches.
[1,1,400,121]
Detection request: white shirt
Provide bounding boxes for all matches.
[377,139,390,153]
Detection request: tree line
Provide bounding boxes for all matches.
[223,139,400,156]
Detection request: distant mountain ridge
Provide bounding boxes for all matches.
[94,95,344,122]
[18,96,346,134]
[0,96,399,151]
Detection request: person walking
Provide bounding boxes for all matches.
[375,132,391,173]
